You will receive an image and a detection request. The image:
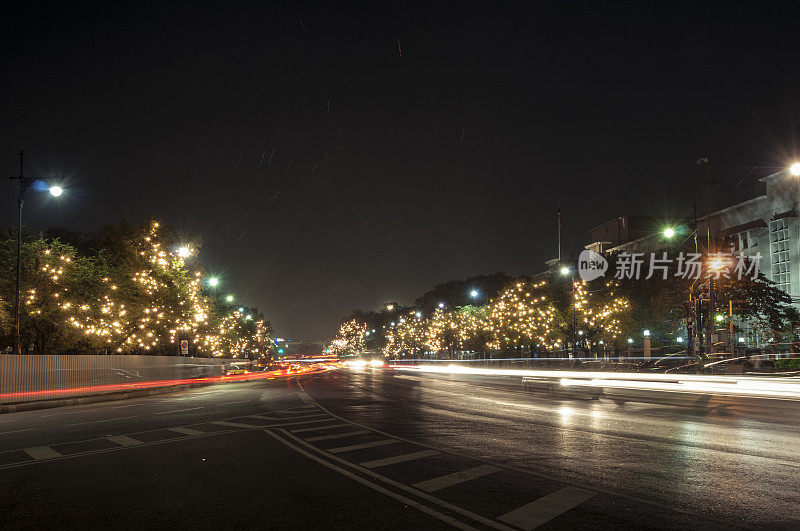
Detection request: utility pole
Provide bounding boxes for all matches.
[10,151,29,356]
[8,151,62,355]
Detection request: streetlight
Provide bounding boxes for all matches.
[643,329,650,337]
[560,266,571,276]
[663,227,676,238]
[226,294,234,302]
[438,302,445,309]
[469,289,479,298]
[790,162,800,176]
[177,246,192,258]
[9,151,64,355]
[207,277,219,287]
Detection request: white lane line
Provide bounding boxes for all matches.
[280,408,319,415]
[107,435,143,447]
[264,418,337,428]
[327,439,400,454]
[217,400,248,406]
[305,430,370,442]
[249,415,283,421]
[167,427,206,436]
[0,428,35,435]
[65,415,140,427]
[291,423,351,433]
[413,465,501,492]
[273,413,328,420]
[297,391,315,404]
[497,486,596,530]
[211,421,260,429]
[264,430,476,531]
[154,407,204,415]
[360,450,440,469]
[24,446,62,460]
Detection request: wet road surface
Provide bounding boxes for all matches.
[1,367,798,529]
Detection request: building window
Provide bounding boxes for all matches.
[769,219,791,292]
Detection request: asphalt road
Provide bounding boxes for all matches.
[1,367,798,529]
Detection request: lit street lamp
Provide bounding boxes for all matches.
[226,294,234,302]
[9,151,64,355]
[207,277,219,287]
[790,162,800,176]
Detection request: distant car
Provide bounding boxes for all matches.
[224,365,249,375]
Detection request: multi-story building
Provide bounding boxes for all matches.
[585,167,800,303]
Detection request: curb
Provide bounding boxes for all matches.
[0,381,213,414]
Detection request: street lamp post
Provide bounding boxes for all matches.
[9,151,62,355]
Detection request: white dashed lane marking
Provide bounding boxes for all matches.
[291,423,351,433]
[24,446,62,460]
[413,465,501,493]
[359,450,440,469]
[497,486,596,530]
[167,427,206,436]
[107,435,143,447]
[305,430,371,442]
[327,439,400,454]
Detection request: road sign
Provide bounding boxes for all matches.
[180,339,189,356]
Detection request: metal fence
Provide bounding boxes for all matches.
[0,355,252,404]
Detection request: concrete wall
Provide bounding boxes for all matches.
[0,355,252,404]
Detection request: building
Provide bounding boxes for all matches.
[584,166,800,302]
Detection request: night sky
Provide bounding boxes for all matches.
[3,1,800,339]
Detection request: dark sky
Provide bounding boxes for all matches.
[3,1,800,339]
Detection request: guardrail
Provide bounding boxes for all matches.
[0,355,252,404]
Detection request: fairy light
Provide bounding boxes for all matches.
[21,220,273,357]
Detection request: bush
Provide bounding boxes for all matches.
[774,358,800,371]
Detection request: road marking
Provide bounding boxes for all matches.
[167,427,206,436]
[154,407,204,415]
[249,415,283,421]
[24,446,62,460]
[497,486,596,530]
[413,465,501,492]
[360,450,440,468]
[217,400,248,406]
[0,428,35,435]
[291,423,351,433]
[327,439,400,454]
[297,391,315,404]
[305,430,370,442]
[280,408,319,414]
[107,435,143,447]
[265,418,338,428]
[65,415,140,427]
[279,429,513,531]
[264,430,477,531]
[211,420,260,429]
[271,413,328,420]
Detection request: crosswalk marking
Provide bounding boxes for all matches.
[167,427,206,436]
[107,435,143,446]
[24,446,62,460]
[412,465,501,492]
[273,413,328,420]
[305,430,370,442]
[359,450,440,469]
[327,439,400,454]
[211,420,260,429]
[291,423,351,433]
[267,418,338,428]
[497,486,595,530]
